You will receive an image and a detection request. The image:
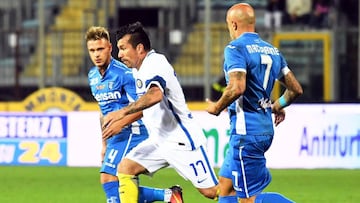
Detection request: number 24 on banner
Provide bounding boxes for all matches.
[18,141,63,164]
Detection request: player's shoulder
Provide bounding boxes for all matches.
[144,51,172,71]
[146,50,168,63]
[110,59,133,75]
[88,66,98,78]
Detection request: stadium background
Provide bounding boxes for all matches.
[0,0,359,102]
[0,0,360,202]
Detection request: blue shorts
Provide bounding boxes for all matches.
[219,145,232,179]
[229,134,273,198]
[100,129,148,176]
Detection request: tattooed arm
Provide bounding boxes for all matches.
[206,71,246,116]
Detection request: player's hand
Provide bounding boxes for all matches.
[102,110,125,129]
[102,119,124,140]
[205,98,220,116]
[273,108,285,127]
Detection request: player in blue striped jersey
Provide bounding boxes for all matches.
[86,26,181,203]
[206,3,303,203]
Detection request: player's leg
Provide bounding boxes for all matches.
[118,173,183,203]
[218,146,237,203]
[101,144,124,203]
[101,174,120,203]
[119,138,181,203]
[118,158,181,203]
[139,185,183,203]
[166,144,219,200]
[254,192,295,203]
[230,135,272,203]
[232,135,295,203]
[125,134,182,203]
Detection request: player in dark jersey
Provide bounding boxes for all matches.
[85,26,182,203]
[206,3,303,203]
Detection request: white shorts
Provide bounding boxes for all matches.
[125,138,219,189]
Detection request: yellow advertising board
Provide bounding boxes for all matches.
[0,87,206,112]
[0,87,99,112]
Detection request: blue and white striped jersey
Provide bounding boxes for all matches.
[133,50,207,150]
[224,32,290,135]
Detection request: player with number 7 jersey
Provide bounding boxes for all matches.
[206,3,303,203]
[223,34,288,135]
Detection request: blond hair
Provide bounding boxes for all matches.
[85,26,110,42]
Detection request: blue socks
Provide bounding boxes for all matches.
[219,192,294,203]
[102,181,120,203]
[139,186,166,202]
[103,182,167,203]
[218,195,238,203]
[255,192,295,203]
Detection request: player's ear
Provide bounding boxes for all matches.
[136,43,144,53]
[109,42,112,52]
[232,21,237,31]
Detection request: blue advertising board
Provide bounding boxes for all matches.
[0,113,67,165]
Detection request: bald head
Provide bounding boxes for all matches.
[226,3,255,39]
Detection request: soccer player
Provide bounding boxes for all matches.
[206,3,303,203]
[102,22,219,203]
[85,26,183,203]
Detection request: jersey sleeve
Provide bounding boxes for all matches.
[122,71,138,101]
[142,56,168,93]
[277,53,291,79]
[224,44,247,74]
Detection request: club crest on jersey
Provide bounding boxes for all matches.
[136,79,143,88]
[108,81,114,90]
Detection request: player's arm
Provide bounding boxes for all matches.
[125,84,163,114]
[99,113,107,162]
[101,139,106,163]
[272,70,303,112]
[102,111,143,139]
[102,84,161,131]
[206,71,246,116]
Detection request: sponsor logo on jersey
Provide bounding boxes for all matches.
[258,97,272,110]
[94,91,122,101]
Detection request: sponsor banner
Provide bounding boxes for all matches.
[266,104,360,169]
[198,104,360,169]
[1,104,359,168]
[0,113,67,165]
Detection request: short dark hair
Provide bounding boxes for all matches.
[116,21,151,51]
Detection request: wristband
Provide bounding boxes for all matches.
[278,95,288,108]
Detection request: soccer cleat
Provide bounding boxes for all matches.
[168,185,184,203]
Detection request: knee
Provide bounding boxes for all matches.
[219,177,235,196]
[117,158,144,175]
[198,186,219,199]
[100,172,117,184]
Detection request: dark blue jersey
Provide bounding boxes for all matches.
[224,32,290,135]
[88,58,147,139]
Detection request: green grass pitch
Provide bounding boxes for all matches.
[1,166,360,202]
